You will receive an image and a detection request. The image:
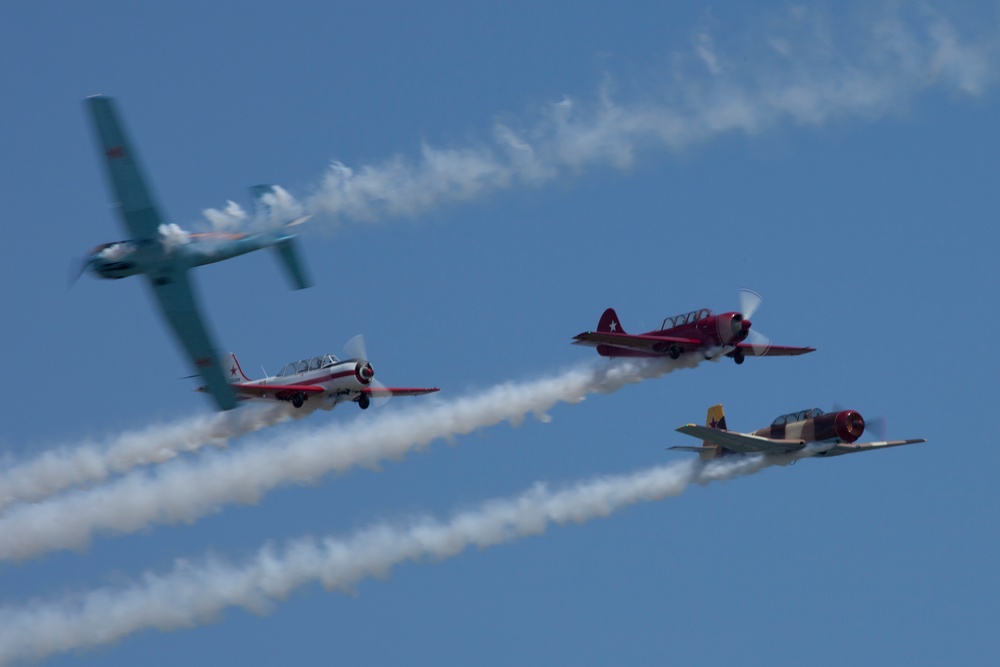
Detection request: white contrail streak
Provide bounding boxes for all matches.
[0,403,304,513]
[203,9,996,229]
[0,452,801,663]
[0,356,709,561]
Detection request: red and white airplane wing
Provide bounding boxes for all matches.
[230,383,326,400]
[572,332,702,354]
[362,386,440,398]
[673,424,806,454]
[734,342,816,357]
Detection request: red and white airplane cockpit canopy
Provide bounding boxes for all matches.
[277,354,340,377]
[771,407,825,426]
[660,308,712,330]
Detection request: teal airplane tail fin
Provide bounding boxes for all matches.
[272,236,311,290]
[249,184,310,226]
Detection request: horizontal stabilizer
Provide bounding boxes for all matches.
[272,236,311,290]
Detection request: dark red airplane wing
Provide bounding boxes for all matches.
[735,343,816,357]
[362,387,440,397]
[572,331,702,354]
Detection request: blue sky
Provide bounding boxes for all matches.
[1,1,998,664]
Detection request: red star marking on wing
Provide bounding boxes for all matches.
[105,146,125,158]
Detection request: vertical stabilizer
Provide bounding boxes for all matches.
[706,404,727,431]
[223,353,251,383]
[700,404,727,462]
[597,308,624,334]
[249,184,304,226]
[594,308,623,358]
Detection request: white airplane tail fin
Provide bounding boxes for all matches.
[223,353,251,383]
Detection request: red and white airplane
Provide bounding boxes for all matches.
[202,338,438,410]
[670,404,926,461]
[573,290,815,364]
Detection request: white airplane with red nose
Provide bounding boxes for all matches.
[203,337,438,411]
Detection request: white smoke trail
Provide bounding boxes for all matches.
[202,8,996,228]
[0,452,802,663]
[0,403,304,513]
[0,356,708,560]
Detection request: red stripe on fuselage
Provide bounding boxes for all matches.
[267,368,357,387]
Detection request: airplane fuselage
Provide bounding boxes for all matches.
[246,359,374,404]
[216,352,378,410]
[87,230,293,281]
[751,410,865,445]
[591,309,750,359]
[673,405,924,462]
[703,410,866,460]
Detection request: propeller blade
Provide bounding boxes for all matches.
[343,334,368,361]
[866,414,887,441]
[370,379,392,408]
[745,329,772,356]
[68,257,89,289]
[285,214,313,228]
[739,288,764,320]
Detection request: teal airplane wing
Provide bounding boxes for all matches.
[144,267,237,411]
[86,95,163,240]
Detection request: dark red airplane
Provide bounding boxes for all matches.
[572,290,815,364]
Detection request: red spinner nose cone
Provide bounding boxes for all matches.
[742,319,752,331]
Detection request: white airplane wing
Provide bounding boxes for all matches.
[673,424,805,454]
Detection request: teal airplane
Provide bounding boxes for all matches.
[80,95,311,410]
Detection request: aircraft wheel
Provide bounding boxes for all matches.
[358,394,371,410]
[733,351,745,365]
[292,393,304,408]
[668,346,681,360]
